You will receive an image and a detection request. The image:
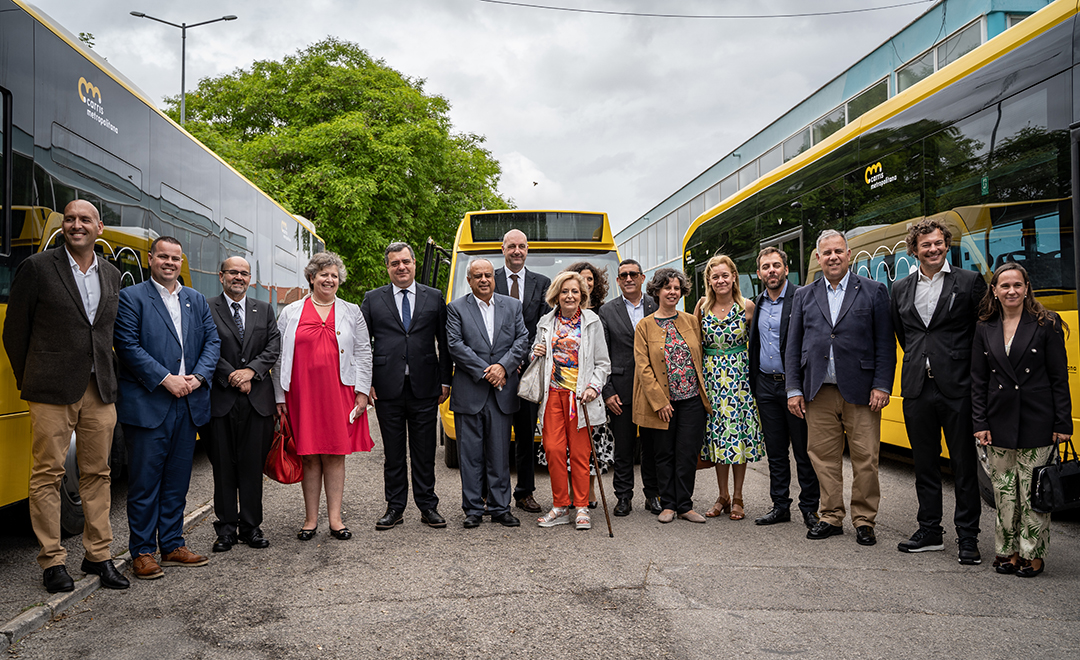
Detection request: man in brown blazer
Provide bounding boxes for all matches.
[3,200,128,593]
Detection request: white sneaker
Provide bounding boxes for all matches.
[538,507,570,527]
[575,507,591,530]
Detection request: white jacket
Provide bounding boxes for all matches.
[533,308,611,433]
[273,296,372,403]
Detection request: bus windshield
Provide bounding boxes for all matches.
[449,249,623,304]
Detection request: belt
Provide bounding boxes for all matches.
[759,372,785,382]
[703,344,747,357]
[926,365,935,379]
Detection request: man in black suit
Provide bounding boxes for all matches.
[891,219,986,564]
[362,242,452,530]
[202,257,281,552]
[786,229,895,547]
[747,247,820,529]
[598,259,660,516]
[494,229,551,514]
[3,199,128,593]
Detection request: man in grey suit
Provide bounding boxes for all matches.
[598,258,660,516]
[891,218,986,564]
[3,199,129,593]
[494,229,551,514]
[446,258,530,529]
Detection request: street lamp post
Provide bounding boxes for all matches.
[129,11,237,126]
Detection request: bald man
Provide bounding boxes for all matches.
[3,200,128,593]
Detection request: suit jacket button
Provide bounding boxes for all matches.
[1025,368,1030,373]
[991,369,996,373]
[241,358,246,363]
[998,385,1003,389]
[1015,385,1019,390]
[830,334,835,338]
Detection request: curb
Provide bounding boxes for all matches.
[0,500,213,653]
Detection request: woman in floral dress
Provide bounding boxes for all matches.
[694,255,761,521]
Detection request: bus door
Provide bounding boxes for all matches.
[1071,121,1080,313]
[1,85,11,256]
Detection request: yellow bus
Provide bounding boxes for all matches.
[433,209,621,467]
[682,0,1079,503]
[1,1,324,531]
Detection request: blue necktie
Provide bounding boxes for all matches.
[401,289,411,333]
[232,302,244,342]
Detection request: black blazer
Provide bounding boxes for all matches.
[3,246,121,405]
[208,293,281,419]
[495,266,551,343]
[971,312,1072,449]
[598,294,658,401]
[747,283,799,395]
[785,273,895,405]
[891,267,986,399]
[361,282,452,400]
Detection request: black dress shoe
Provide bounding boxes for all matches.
[588,501,598,510]
[463,514,482,528]
[297,526,318,541]
[376,508,404,530]
[1016,561,1044,578]
[239,529,270,549]
[421,509,447,528]
[80,558,130,590]
[803,510,820,529]
[855,525,877,546]
[644,496,663,515]
[43,565,74,594]
[806,520,844,540]
[212,535,237,552]
[613,498,632,517]
[492,512,521,527]
[754,506,791,526]
[329,527,352,540]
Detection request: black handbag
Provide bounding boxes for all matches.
[1031,438,1080,513]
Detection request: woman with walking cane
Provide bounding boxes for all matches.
[531,271,611,530]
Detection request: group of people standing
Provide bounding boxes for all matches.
[6,200,1072,597]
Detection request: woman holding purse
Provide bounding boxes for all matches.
[972,262,1071,577]
[531,271,611,530]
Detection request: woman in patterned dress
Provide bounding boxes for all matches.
[972,263,1071,578]
[693,255,761,521]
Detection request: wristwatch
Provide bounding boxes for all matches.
[194,374,207,387]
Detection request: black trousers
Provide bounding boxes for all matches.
[756,376,819,516]
[609,402,658,501]
[902,377,981,539]
[512,399,540,499]
[374,378,439,512]
[654,396,706,515]
[204,395,274,538]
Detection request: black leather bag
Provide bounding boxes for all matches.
[1031,439,1080,514]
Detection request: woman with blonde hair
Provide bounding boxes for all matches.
[532,270,611,530]
[693,255,762,520]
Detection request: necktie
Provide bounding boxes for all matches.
[510,273,519,299]
[401,289,411,332]
[232,302,244,342]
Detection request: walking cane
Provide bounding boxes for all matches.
[580,396,614,538]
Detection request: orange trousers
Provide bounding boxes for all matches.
[543,388,591,509]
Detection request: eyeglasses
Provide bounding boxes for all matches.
[617,271,642,280]
[222,269,251,277]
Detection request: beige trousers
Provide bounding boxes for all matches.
[28,380,116,568]
[805,384,881,528]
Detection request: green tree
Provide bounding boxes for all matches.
[165,38,509,300]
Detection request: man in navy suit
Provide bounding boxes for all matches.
[447,258,529,529]
[786,229,895,546]
[362,242,453,531]
[114,237,220,579]
[494,229,551,514]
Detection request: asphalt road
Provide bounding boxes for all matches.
[3,416,1080,659]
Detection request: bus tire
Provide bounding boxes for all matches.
[443,428,459,469]
[59,434,84,537]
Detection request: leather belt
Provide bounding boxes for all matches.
[760,372,785,382]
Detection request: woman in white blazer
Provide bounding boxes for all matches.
[273,252,373,542]
[531,271,610,530]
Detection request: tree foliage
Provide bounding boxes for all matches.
[165,38,509,300]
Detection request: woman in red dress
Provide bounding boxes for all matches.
[273,252,372,541]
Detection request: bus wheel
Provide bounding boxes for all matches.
[60,434,85,537]
[976,448,996,509]
[443,428,459,469]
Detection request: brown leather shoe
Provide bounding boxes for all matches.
[133,553,164,580]
[160,546,209,567]
[516,495,542,514]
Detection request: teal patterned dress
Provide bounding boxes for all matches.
[700,304,762,465]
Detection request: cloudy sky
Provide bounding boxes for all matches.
[29,0,933,233]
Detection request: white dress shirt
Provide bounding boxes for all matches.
[504,266,527,305]
[152,278,186,377]
[65,247,100,325]
[822,270,850,385]
[622,294,646,328]
[915,260,950,327]
[474,295,496,344]
[393,282,417,375]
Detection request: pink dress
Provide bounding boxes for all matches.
[284,299,373,455]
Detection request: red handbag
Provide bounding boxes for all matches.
[264,414,303,484]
